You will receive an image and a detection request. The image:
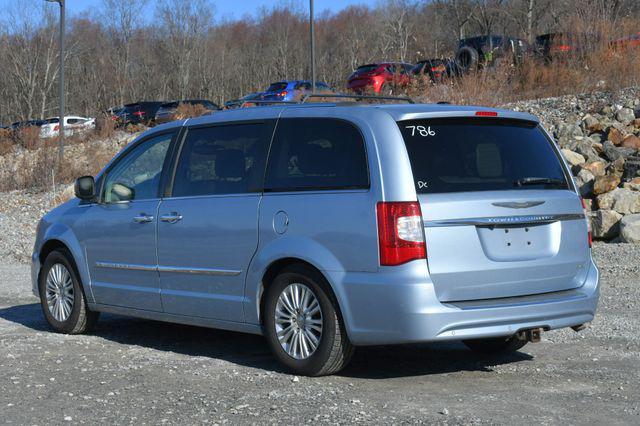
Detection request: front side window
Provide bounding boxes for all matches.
[172,123,271,197]
[102,133,173,203]
[265,118,369,192]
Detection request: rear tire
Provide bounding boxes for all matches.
[263,264,354,376]
[455,46,480,73]
[463,335,527,355]
[39,249,99,334]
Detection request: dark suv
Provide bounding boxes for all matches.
[455,36,529,72]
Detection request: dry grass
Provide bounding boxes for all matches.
[174,103,211,120]
[410,18,640,106]
[0,128,129,193]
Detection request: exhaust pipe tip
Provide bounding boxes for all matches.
[517,327,543,343]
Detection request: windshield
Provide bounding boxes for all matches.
[397,118,569,194]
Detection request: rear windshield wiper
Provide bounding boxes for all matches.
[514,177,566,187]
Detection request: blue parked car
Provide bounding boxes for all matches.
[32,101,599,376]
[261,80,333,102]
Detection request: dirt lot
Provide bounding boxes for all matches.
[0,244,638,425]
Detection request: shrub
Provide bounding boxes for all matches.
[174,102,210,120]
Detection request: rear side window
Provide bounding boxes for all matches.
[266,82,288,92]
[172,123,272,197]
[265,118,369,192]
[398,118,569,194]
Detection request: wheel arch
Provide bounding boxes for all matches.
[37,236,92,303]
[256,257,349,338]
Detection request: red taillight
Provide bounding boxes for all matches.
[53,124,59,131]
[377,202,426,266]
[552,44,571,52]
[133,111,145,117]
[475,111,498,117]
[278,91,288,97]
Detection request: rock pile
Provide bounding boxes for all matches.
[507,89,640,243]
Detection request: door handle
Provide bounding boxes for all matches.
[133,214,154,223]
[160,212,183,223]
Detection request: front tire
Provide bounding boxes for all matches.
[263,265,354,376]
[39,250,99,334]
[463,335,528,355]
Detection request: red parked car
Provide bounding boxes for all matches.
[346,62,414,95]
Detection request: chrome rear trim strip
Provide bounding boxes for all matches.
[424,213,585,228]
[95,262,241,276]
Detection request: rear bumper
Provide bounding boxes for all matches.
[329,259,599,346]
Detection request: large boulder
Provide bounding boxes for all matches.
[561,149,585,166]
[616,107,636,126]
[582,114,603,133]
[592,174,620,195]
[556,122,583,140]
[607,127,625,145]
[582,161,606,177]
[621,135,640,150]
[619,214,640,243]
[589,209,623,239]
[596,188,640,214]
[575,169,595,197]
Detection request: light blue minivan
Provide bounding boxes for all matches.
[32,101,599,376]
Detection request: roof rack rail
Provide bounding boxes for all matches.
[300,93,415,104]
[237,99,299,108]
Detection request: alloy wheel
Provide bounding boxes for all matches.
[274,283,323,360]
[45,263,75,322]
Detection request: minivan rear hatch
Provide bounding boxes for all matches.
[397,117,590,302]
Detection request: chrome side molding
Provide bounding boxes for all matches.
[156,265,241,276]
[95,262,156,272]
[424,213,585,228]
[95,261,241,276]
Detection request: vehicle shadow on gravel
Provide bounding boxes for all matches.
[0,303,533,378]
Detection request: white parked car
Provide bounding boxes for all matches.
[40,116,96,138]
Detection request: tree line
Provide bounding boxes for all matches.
[0,0,638,124]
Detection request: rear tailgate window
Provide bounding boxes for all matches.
[397,118,569,194]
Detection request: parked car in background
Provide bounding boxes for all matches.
[261,80,334,102]
[39,116,96,138]
[10,119,47,131]
[154,99,219,124]
[224,92,264,109]
[411,58,462,83]
[347,62,414,95]
[33,101,599,376]
[105,106,124,121]
[115,102,164,127]
[455,35,529,72]
[534,33,601,62]
[612,31,640,50]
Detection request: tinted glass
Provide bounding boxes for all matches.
[172,123,271,197]
[266,82,288,92]
[265,118,369,192]
[103,132,173,203]
[398,118,569,194]
[355,64,379,73]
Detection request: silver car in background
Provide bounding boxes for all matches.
[32,101,599,376]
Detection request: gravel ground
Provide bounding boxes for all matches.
[0,243,638,425]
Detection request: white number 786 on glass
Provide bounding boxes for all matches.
[405,125,435,137]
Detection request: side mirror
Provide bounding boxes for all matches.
[74,176,96,201]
